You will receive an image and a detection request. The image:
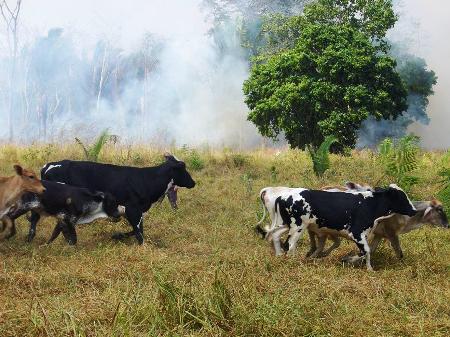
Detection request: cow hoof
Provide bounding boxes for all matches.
[305,250,315,258]
[112,233,126,240]
[27,232,36,243]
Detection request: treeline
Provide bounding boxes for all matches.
[0,26,164,142]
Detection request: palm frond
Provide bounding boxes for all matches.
[75,129,110,162]
[88,129,110,162]
[308,136,338,177]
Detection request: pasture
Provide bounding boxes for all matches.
[0,144,449,336]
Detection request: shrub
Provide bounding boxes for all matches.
[307,136,337,177]
[75,129,111,162]
[187,150,205,171]
[378,134,420,190]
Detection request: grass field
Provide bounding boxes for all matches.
[0,144,449,336]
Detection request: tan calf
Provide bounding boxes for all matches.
[369,199,448,258]
[0,165,45,239]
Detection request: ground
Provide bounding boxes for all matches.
[0,145,449,336]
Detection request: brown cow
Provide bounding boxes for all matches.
[0,165,45,239]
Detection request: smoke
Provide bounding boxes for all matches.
[386,0,450,149]
[0,0,264,147]
[1,0,448,149]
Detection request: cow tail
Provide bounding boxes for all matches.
[254,189,268,238]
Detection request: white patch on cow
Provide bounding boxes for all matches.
[136,216,143,229]
[56,181,66,185]
[22,201,41,210]
[164,179,174,194]
[44,164,62,175]
[76,202,108,225]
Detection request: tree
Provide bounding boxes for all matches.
[358,52,437,146]
[0,0,22,141]
[243,23,408,151]
[252,0,396,58]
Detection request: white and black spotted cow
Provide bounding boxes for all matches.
[262,184,416,270]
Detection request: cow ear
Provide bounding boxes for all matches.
[164,152,176,162]
[345,182,356,190]
[14,165,23,176]
[92,191,105,202]
[174,161,185,168]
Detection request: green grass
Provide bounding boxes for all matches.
[0,145,449,336]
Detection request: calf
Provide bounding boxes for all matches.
[265,185,416,270]
[0,165,45,239]
[369,199,448,258]
[39,153,195,244]
[7,180,125,244]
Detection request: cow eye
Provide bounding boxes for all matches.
[29,176,34,180]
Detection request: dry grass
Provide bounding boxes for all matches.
[0,144,449,336]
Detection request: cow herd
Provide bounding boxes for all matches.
[0,153,448,271]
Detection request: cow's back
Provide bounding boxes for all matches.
[41,160,145,205]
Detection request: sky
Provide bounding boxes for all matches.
[11,0,450,149]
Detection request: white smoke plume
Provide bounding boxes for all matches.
[0,0,264,148]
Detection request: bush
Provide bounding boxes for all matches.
[378,134,420,190]
[187,150,205,171]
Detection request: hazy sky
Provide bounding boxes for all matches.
[14,0,450,148]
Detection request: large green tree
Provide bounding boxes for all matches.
[243,23,408,150]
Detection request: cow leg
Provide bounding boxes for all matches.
[308,234,327,258]
[320,235,341,257]
[286,224,306,255]
[27,211,41,242]
[47,222,64,244]
[61,222,77,245]
[4,217,16,239]
[342,232,373,271]
[0,216,14,240]
[305,230,318,257]
[387,234,403,259]
[369,234,383,255]
[271,226,288,256]
[112,209,144,245]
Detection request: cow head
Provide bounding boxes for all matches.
[422,199,449,228]
[14,165,45,194]
[164,153,196,189]
[386,184,417,217]
[344,181,374,192]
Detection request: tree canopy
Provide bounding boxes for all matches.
[243,22,408,150]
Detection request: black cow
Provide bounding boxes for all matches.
[7,180,125,244]
[264,184,417,270]
[39,153,195,244]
